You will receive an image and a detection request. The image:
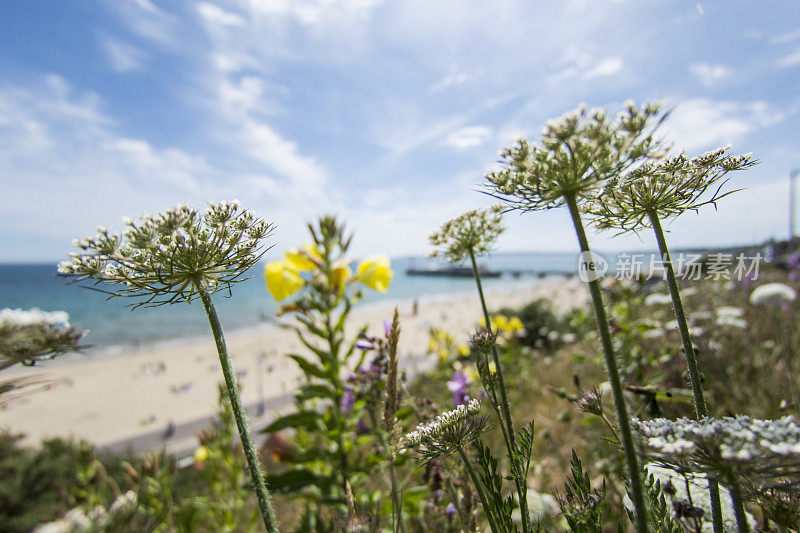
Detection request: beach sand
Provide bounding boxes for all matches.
[0,278,586,451]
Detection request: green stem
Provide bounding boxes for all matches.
[649,211,724,533]
[457,447,500,533]
[389,456,403,533]
[468,249,531,533]
[728,480,750,532]
[197,284,279,533]
[564,194,648,533]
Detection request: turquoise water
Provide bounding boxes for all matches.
[0,253,577,354]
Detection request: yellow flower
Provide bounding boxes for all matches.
[465,365,480,383]
[491,314,509,332]
[331,259,352,291]
[438,348,450,362]
[356,255,393,292]
[488,361,497,375]
[428,338,439,353]
[194,446,209,463]
[284,242,322,271]
[265,261,304,301]
[507,317,524,332]
[456,344,471,357]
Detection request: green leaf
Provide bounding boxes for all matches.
[260,411,321,433]
[298,383,338,402]
[266,468,323,493]
[287,354,329,379]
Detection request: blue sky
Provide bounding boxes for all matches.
[1,0,799,262]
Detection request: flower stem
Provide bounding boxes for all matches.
[197,284,279,533]
[468,249,531,533]
[457,447,500,533]
[728,480,750,532]
[648,210,724,533]
[565,194,648,533]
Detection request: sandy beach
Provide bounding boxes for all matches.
[0,278,586,452]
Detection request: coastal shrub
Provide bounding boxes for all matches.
[0,432,121,533]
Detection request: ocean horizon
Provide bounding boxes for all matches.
[0,252,581,360]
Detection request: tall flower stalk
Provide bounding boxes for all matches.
[430,205,532,533]
[263,216,394,523]
[59,201,279,532]
[483,102,667,533]
[589,146,757,532]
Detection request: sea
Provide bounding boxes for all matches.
[0,252,578,360]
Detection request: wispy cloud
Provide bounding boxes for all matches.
[583,56,624,79]
[442,126,493,150]
[689,62,731,87]
[100,37,147,72]
[664,99,784,152]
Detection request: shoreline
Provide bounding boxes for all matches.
[0,277,586,450]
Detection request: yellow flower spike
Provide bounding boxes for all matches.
[428,338,439,353]
[265,261,304,301]
[507,317,524,332]
[356,255,393,292]
[488,361,497,375]
[284,242,322,271]
[456,344,471,357]
[330,259,353,291]
[194,446,209,463]
[438,348,450,362]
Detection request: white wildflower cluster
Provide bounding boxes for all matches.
[634,416,800,484]
[644,293,673,306]
[404,398,482,448]
[429,205,505,263]
[640,464,755,532]
[0,308,84,370]
[749,283,797,307]
[33,490,137,533]
[59,201,274,307]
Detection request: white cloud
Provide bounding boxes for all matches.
[769,27,800,46]
[664,99,784,152]
[240,120,327,192]
[442,125,493,149]
[243,0,382,26]
[430,68,468,93]
[777,49,800,67]
[583,56,624,79]
[197,3,246,27]
[689,62,731,87]
[101,37,146,72]
[0,77,210,246]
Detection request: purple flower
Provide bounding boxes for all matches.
[357,418,369,433]
[383,319,392,337]
[341,388,355,413]
[446,371,470,406]
[788,252,800,269]
[445,503,457,516]
[354,339,373,351]
[743,271,756,290]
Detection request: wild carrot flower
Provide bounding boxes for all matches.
[0,308,85,370]
[404,399,485,459]
[59,201,273,306]
[588,146,756,233]
[749,283,797,306]
[483,102,664,211]
[634,416,800,486]
[429,205,505,263]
